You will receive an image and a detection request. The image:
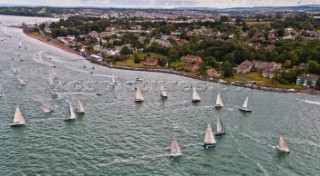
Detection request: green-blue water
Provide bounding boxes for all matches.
[0,15,320,175]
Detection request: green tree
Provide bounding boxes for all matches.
[307,60,319,74]
[284,60,292,68]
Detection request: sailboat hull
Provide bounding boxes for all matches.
[215,105,223,109]
[169,153,182,157]
[215,132,226,136]
[76,110,85,114]
[239,108,252,112]
[202,143,216,148]
[192,100,200,103]
[135,99,144,102]
[10,123,25,127]
[64,118,76,121]
[276,146,290,153]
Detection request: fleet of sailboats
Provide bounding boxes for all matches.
[192,88,201,102]
[239,96,252,112]
[203,123,216,148]
[277,135,290,153]
[170,135,182,157]
[135,87,144,102]
[75,98,85,114]
[65,103,76,121]
[160,83,167,99]
[6,62,291,156]
[215,93,224,109]
[11,106,26,127]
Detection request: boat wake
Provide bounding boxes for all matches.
[301,100,320,105]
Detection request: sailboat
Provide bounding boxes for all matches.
[112,75,117,86]
[239,96,252,112]
[41,99,53,113]
[170,135,182,157]
[277,135,290,153]
[160,82,167,99]
[11,106,26,127]
[11,65,17,74]
[16,75,26,86]
[75,98,85,114]
[203,123,216,148]
[215,115,226,136]
[215,93,224,109]
[64,103,76,121]
[135,87,144,102]
[192,88,201,103]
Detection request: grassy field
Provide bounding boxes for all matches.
[226,72,302,89]
[135,52,167,60]
[169,61,185,71]
[116,58,159,69]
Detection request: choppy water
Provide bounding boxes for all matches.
[0,15,320,175]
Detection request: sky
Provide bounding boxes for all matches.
[1,0,320,8]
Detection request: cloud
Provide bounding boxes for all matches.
[1,0,319,8]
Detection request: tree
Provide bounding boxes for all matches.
[120,46,132,55]
[284,60,292,68]
[307,60,319,74]
[222,61,233,77]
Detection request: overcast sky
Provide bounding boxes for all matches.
[1,0,320,8]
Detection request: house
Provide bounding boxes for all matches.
[184,63,200,72]
[296,74,320,87]
[234,60,253,74]
[176,39,189,45]
[207,68,222,77]
[180,55,203,64]
[143,57,158,66]
[101,48,120,56]
[262,68,277,79]
[90,54,103,62]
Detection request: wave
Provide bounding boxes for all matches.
[301,100,320,105]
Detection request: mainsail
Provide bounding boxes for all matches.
[112,75,116,86]
[135,87,144,102]
[278,135,289,149]
[242,97,249,109]
[216,93,224,107]
[12,106,25,125]
[204,123,216,144]
[170,135,182,156]
[76,98,85,113]
[65,103,76,120]
[216,115,225,135]
[160,83,167,97]
[192,88,201,102]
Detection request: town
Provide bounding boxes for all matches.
[17,6,320,91]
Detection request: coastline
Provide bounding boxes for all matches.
[22,30,320,95]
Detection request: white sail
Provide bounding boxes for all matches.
[217,116,222,133]
[12,106,25,125]
[160,83,167,97]
[192,88,201,102]
[11,65,17,74]
[135,88,144,102]
[277,135,289,152]
[76,98,85,113]
[242,97,249,109]
[216,93,224,107]
[170,135,182,156]
[65,103,76,120]
[17,75,26,86]
[112,75,116,85]
[204,123,216,144]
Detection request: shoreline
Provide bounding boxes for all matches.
[23,30,320,95]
